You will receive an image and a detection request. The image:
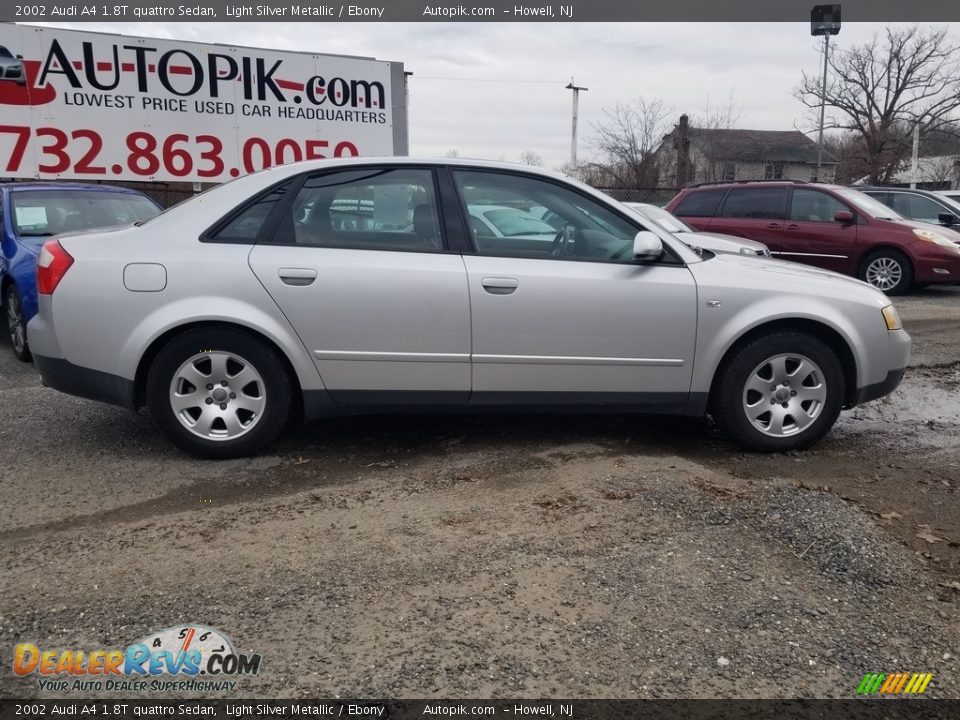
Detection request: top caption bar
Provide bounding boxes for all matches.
[4,0,960,23]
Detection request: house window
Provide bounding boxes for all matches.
[722,161,736,181]
[764,162,784,180]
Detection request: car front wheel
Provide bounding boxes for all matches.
[711,331,845,452]
[5,285,32,362]
[146,326,293,458]
[859,250,913,295]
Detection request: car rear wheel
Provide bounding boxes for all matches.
[859,250,913,295]
[146,327,293,459]
[710,331,844,452]
[5,285,31,362]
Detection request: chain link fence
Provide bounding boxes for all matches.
[597,187,681,207]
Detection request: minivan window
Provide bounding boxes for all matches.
[789,188,849,223]
[719,188,788,219]
[673,190,724,217]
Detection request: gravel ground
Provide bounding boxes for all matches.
[1,287,958,699]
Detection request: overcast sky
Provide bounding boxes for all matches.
[44,21,959,168]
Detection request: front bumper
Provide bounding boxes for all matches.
[33,354,137,410]
[854,367,906,404]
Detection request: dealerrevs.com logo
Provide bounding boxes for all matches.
[13,624,261,693]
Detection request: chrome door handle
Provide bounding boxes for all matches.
[481,277,519,295]
[278,267,317,286]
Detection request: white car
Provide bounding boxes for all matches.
[623,202,771,257]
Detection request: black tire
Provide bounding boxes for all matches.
[5,285,32,362]
[146,326,293,459]
[710,331,845,452]
[858,249,913,296]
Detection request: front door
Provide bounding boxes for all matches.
[780,187,857,274]
[450,169,698,406]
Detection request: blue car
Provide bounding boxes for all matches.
[2,183,161,361]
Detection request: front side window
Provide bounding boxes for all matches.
[277,168,442,251]
[719,188,788,219]
[454,170,641,262]
[890,193,948,224]
[789,188,849,222]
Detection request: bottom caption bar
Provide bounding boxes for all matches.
[2,700,960,720]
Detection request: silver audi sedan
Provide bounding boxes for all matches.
[28,158,910,458]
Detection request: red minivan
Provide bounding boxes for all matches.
[665,180,960,295]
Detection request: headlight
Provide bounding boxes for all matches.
[913,228,960,250]
[881,304,902,331]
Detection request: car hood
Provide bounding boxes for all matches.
[882,217,960,242]
[693,250,886,299]
[679,231,768,254]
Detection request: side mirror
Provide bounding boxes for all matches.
[938,212,958,226]
[633,231,663,262]
[834,210,854,224]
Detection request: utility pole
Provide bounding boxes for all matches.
[566,78,588,167]
[910,122,920,189]
[810,5,841,182]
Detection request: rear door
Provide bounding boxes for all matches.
[781,187,857,273]
[710,187,788,248]
[247,166,471,405]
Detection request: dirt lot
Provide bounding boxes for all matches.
[1,288,958,699]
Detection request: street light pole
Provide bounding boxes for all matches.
[810,4,841,183]
[815,33,830,182]
[566,79,588,167]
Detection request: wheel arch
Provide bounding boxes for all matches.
[132,320,306,418]
[708,318,859,409]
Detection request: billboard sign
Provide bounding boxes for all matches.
[0,23,406,182]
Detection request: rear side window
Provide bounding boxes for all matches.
[208,181,292,243]
[673,190,724,217]
[720,188,788,219]
[273,167,442,252]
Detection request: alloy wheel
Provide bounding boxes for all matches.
[742,353,828,438]
[864,257,903,292]
[169,351,267,441]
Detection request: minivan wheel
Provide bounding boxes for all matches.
[146,327,292,459]
[859,250,913,295]
[5,285,32,362]
[711,332,844,452]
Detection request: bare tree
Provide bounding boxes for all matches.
[586,98,674,188]
[519,150,544,167]
[795,25,960,184]
[444,148,459,158]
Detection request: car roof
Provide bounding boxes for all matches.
[858,186,943,195]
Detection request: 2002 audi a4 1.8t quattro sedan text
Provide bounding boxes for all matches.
[27,158,911,458]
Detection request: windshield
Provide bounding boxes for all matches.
[0,46,13,59]
[630,204,693,233]
[834,188,903,220]
[482,208,556,236]
[11,190,160,237]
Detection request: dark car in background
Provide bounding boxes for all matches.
[859,186,960,229]
[2,183,161,361]
[665,180,960,295]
